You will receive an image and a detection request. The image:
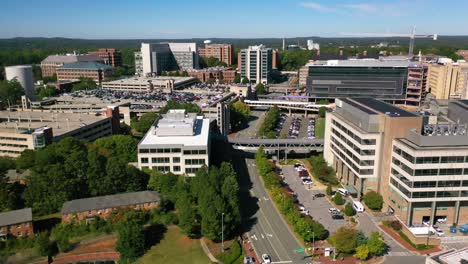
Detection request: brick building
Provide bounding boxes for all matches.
[40,53,103,77]
[88,48,122,67]
[61,191,160,223]
[199,44,233,65]
[56,61,113,84]
[187,67,236,83]
[0,208,34,238]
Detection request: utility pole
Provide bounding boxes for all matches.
[221,213,225,252]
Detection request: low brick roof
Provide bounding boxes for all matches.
[61,191,160,215]
[57,61,113,70]
[0,208,32,227]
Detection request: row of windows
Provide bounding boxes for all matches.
[394,146,468,164]
[391,179,468,199]
[331,137,374,166]
[393,157,468,176]
[391,170,468,188]
[332,119,376,146]
[185,159,206,165]
[183,149,207,155]
[331,130,375,156]
[0,136,27,141]
[139,148,182,154]
[331,144,374,175]
[186,168,200,174]
[141,165,181,172]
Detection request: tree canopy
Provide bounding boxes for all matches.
[36,85,58,100]
[0,79,24,108]
[363,191,383,211]
[131,112,158,134]
[199,57,228,68]
[159,100,201,115]
[255,83,266,95]
[71,77,97,92]
[230,101,251,130]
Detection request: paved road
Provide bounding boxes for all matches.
[236,110,264,138]
[244,158,310,264]
[282,165,348,233]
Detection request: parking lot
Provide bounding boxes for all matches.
[278,115,318,139]
[281,165,348,233]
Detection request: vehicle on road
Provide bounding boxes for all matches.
[352,201,365,212]
[244,256,252,264]
[433,225,445,236]
[328,207,340,214]
[337,188,349,196]
[262,254,271,264]
[332,214,344,220]
[301,178,313,185]
[436,217,447,223]
[297,204,310,215]
[314,193,325,198]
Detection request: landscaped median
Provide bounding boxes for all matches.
[255,147,328,244]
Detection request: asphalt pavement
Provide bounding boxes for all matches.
[244,158,312,264]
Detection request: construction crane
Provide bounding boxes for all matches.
[341,26,437,55]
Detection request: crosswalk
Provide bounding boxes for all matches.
[388,251,413,256]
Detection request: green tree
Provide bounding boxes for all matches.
[258,106,280,139]
[241,77,249,84]
[318,107,327,118]
[16,149,36,170]
[35,232,52,256]
[354,245,370,260]
[71,77,97,92]
[332,227,359,254]
[233,73,241,83]
[43,74,57,84]
[93,135,138,162]
[344,203,356,216]
[199,57,228,68]
[333,192,344,205]
[326,185,333,196]
[116,213,146,263]
[278,50,314,71]
[230,101,251,130]
[176,191,199,237]
[0,79,24,108]
[148,171,180,203]
[131,112,158,134]
[367,232,386,256]
[363,191,383,211]
[159,100,201,114]
[36,85,57,100]
[255,83,266,95]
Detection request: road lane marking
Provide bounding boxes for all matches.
[271,261,293,264]
[261,234,265,239]
[252,234,258,241]
[266,233,273,237]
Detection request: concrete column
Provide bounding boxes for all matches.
[454,200,461,225]
[305,110,308,116]
[430,201,436,225]
[406,202,413,226]
[289,108,291,116]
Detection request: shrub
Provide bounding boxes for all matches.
[326,185,333,196]
[333,192,344,205]
[216,240,242,264]
[35,232,51,256]
[350,217,356,223]
[344,203,356,216]
[308,155,339,185]
[354,245,369,260]
[362,191,383,211]
[390,220,402,231]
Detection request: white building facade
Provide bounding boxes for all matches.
[239,45,272,84]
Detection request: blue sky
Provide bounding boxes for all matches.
[1,0,467,39]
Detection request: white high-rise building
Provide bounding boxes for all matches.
[139,43,199,76]
[307,40,320,51]
[5,65,35,101]
[239,45,273,84]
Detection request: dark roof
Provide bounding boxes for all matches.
[57,61,113,70]
[311,54,348,60]
[0,208,32,226]
[61,191,160,215]
[345,98,416,117]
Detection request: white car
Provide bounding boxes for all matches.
[262,254,271,264]
[301,178,313,185]
[437,217,447,223]
[328,207,340,214]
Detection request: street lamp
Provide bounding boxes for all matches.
[221,213,225,253]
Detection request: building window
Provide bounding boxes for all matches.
[185,168,199,174]
[173,157,180,163]
[141,158,149,164]
[156,166,170,172]
[152,157,170,163]
[173,166,181,172]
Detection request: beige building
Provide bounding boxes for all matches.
[324,98,468,227]
[427,60,468,100]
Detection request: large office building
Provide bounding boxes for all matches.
[88,48,122,67]
[0,107,118,157]
[305,58,428,105]
[56,61,113,84]
[198,43,233,65]
[40,53,103,77]
[427,59,468,100]
[138,109,210,176]
[238,45,273,84]
[324,98,468,227]
[139,42,199,76]
[187,67,236,83]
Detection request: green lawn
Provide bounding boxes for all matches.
[315,118,325,139]
[135,226,213,264]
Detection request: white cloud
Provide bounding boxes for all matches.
[341,3,377,12]
[299,2,338,12]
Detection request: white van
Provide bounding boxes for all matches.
[353,201,365,213]
[337,188,349,196]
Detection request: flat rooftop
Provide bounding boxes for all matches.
[341,98,417,117]
[0,110,110,136]
[306,59,414,67]
[139,116,209,147]
[102,76,196,85]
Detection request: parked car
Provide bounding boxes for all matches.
[314,193,325,198]
[262,254,271,264]
[301,178,313,185]
[328,207,340,214]
[244,256,252,264]
[332,214,344,220]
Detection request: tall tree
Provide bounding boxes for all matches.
[230,101,251,130]
[0,79,24,108]
[116,213,146,263]
[176,190,199,237]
